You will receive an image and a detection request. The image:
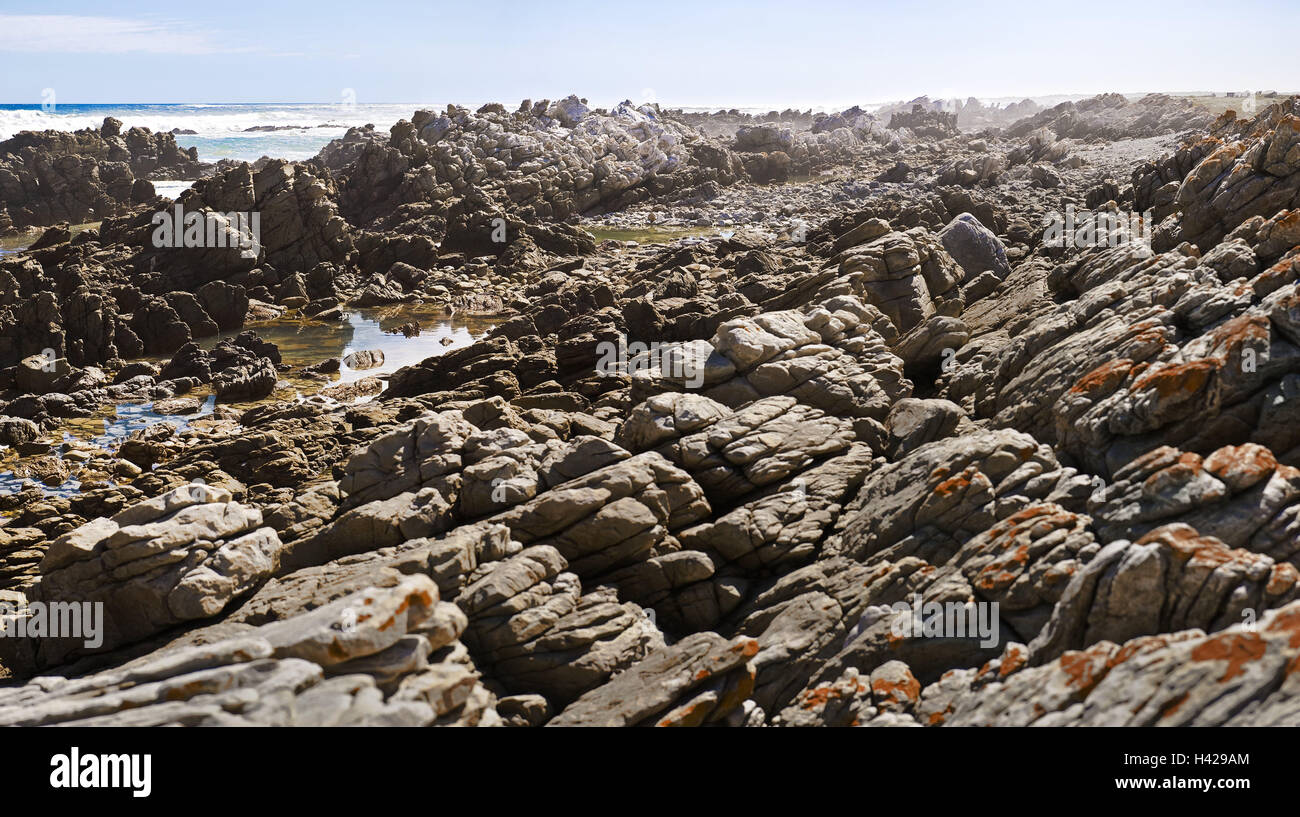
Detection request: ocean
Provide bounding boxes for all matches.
[0,102,437,164]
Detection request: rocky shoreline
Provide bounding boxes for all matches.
[1,90,1299,727]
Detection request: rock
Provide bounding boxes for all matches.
[213,357,278,402]
[833,228,961,333]
[0,118,202,231]
[9,484,284,672]
[321,376,383,402]
[343,349,385,370]
[130,297,192,356]
[0,416,39,446]
[1030,163,1063,188]
[938,212,1012,281]
[14,354,75,394]
[257,574,439,665]
[152,397,203,415]
[934,600,1300,726]
[454,542,663,704]
[1168,108,1300,251]
[3,91,1298,728]
[886,397,967,455]
[0,573,498,726]
[1028,523,1298,663]
[549,633,758,726]
[197,280,249,331]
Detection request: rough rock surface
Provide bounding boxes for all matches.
[3,92,1300,727]
[0,118,204,232]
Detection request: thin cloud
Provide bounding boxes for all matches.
[0,15,241,55]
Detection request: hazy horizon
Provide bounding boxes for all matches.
[0,91,1285,109]
[0,0,1295,106]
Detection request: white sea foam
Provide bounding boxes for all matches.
[0,103,420,139]
[151,180,197,199]
[0,103,436,161]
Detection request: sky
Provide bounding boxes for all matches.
[0,0,1296,107]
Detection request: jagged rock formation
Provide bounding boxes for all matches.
[888,104,959,140]
[1004,93,1213,142]
[0,118,205,233]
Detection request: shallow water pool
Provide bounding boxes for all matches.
[0,303,496,497]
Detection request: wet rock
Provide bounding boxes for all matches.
[321,376,382,402]
[197,280,249,331]
[14,354,76,394]
[342,349,385,370]
[213,357,278,402]
[152,397,203,415]
[0,415,39,446]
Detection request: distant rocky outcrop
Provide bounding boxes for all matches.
[0,117,207,234]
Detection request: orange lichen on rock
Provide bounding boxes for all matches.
[975,542,1030,591]
[1203,443,1277,492]
[799,685,837,710]
[1190,632,1268,682]
[1141,453,1226,501]
[656,698,714,727]
[933,466,978,498]
[1264,604,1300,648]
[1129,359,1218,400]
[871,676,920,704]
[1207,313,1270,350]
[797,674,866,711]
[1107,633,1181,669]
[379,588,435,632]
[1137,524,1265,573]
[730,637,759,658]
[983,503,1062,542]
[1266,564,1300,597]
[1058,642,1117,694]
[1000,647,1029,678]
[1070,358,1134,396]
[713,665,756,718]
[975,570,1019,592]
[975,644,1029,683]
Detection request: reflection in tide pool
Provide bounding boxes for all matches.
[0,397,218,499]
[87,395,216,446]
[0,305,494,497]
[0,221,99,257]
[230,303,495,388]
